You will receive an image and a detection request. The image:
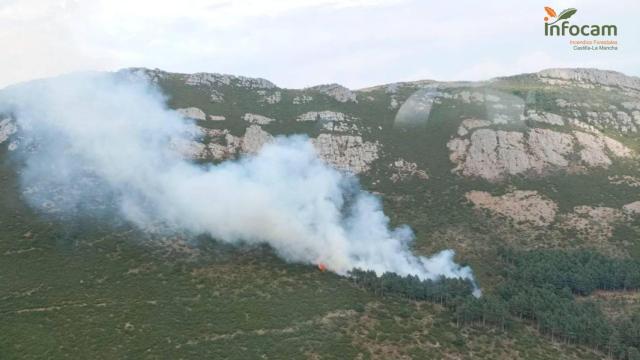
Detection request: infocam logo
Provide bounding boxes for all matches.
[544,6,617,36]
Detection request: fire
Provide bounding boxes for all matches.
[317,263,327,272]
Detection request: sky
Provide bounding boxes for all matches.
[0,0,638,89]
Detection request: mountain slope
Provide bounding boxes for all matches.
[108,67,640,260]
[1,68,639,359]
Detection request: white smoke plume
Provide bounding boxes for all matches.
[0,72,478,289]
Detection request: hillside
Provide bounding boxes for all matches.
[115,67,640,260]
[1,67,639,359]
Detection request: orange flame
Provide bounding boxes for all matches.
[317,263,327,272]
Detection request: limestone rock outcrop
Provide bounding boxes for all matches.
[243,113,275,125]
[257,90,281,104]
[448,122,633,181]
[389,159,429,182]
[297,111,348,123]
[241,125,274,154]
[177,107,207,121]
[307,84,357,103]
[184,72,276,89]
[206,126,273,159]
[622,201,640,215]
[526,111,564,126]
[297,111,358,132]
[312,135,379,173]
[538,68,640,91]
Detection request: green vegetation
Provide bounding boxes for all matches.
[349,269,475,303]
[462,249,640,359]
[2,69,640,358]
[350,248,640,359]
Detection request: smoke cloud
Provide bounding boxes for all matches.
[0,72,478,289]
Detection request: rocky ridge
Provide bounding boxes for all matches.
[306,84,358,103]
[537,68,640,91]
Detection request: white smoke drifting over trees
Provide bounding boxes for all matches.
[0,72,478,288]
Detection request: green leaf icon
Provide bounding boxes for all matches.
[549,8,577,24]
[557,8,577,20]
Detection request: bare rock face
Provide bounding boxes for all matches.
[567,118,600,133]
[500,131,536,174]
[177,107,206,121]
[177,125,273,161]
[307,84,357,103]
[296,111,358,132]
[257,90,281,104]
[451,129,532,180]
[321,121,358,133]
[312,134,378,174]
[205,129,378,174]
[207,129,239,160]
[184,72,276,89]
[241,125,274,154]
[207,126,273,159]
[448,124,633,181]
[389,159,428,182]
[583,110,639,133]
[526,111,564,126]
[623,201,640,215]
[183,124,376,174]
[575,131,611,167]
[602,136,633,157]
[456,118,491,136]
[243,113,275,125]
[0,118,17,144]
[538,68,640,91]
[527,128,574,167]
[573,131,626,167]
[297,111,348,123]
[466,190,558,226]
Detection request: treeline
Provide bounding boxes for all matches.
[498,248,640,295]
[349,249,640,359]
[348,269,474,305]
[485,249,640,358]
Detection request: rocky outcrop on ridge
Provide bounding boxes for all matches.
[447,114,634,181]
[307,84,357,103]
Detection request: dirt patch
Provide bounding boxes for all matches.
[578,290,640,320]
[465,190,558,226]
[560,206,624,238]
